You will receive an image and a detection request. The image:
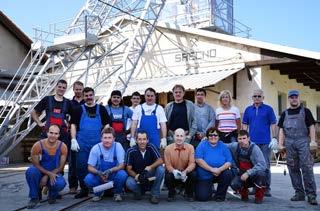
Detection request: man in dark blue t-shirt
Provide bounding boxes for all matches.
[125,131,164,204]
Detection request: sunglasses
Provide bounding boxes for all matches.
[253,95,262,98]
[208,133,219,137]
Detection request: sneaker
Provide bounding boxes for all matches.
[290,194,305,201]
[75,190,88,199]
[92,195,103,202]
[27,199,39,209]
[307,195,318,205]
[113,194,123,202]
[48,197,56,204]
[149,196,159,204]
[69,187,78,194]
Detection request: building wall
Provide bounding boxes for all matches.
[0,24,29,72]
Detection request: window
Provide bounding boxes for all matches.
[277,92,286,115]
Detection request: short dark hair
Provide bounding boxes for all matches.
[83,87,94,94]
[57,79,67,86]
[145,87,156,95]
[238,130,249,137]
[196,88,206,96]
[131,91,141,98]
[101,127,116,137]
[206,127,219,137]
[172,84,185,92]
[73,81,84,88]
[136,129,149,140]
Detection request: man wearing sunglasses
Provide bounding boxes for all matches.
[242,89,277,196]
[278,90,318,205]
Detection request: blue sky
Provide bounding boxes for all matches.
[1,0,319,52]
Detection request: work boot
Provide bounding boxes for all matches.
[149,196,159,204]
[254,187,265,204]
[307,195,318,205]
[290,194,305,201]
[27,199,39,209]
[75,190,88,199]
[239,187,249,202]
[69,187,78,194]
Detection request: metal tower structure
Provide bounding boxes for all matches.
[0,0,165,159]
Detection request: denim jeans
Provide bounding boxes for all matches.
[126,165,165,197]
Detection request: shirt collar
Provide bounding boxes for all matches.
[174,143,186,151]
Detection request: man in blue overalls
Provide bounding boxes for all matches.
[105,90,133,151]
[278,90,318,206]
[70,87,111,199]
[84,127,127,202]
[130,87,167,149]
[25,125,67,209]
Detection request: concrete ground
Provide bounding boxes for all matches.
[0,164,319,211]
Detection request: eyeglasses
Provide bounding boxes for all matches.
[208,133,219,137]
[253,95,262,98]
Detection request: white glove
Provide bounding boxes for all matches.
[181,171,188,182]
[160,138,167,149]
[172,169,182,180]
[269,138,278,152]
[310,141,318,151]
[71,138,80,152]
[130,137,136,147]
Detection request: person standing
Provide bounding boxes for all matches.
[215,90,240,143]
[278,90,318,205]
[164,128,196,202]
[70,87,111,198]
[25,125,67,209]
[84,127,128,202]
[31,79,72,146]
[229,130,267,204]
[242,89,277,196]
[126,92,141,132]
[165,84,197,144]
[130,88,167,149]
[106,90,133,151]
[192,88,215,147]
[125,130,164,204]
[68,81,85,194]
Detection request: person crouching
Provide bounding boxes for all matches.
[229,130,267,204]
[84,127,128,202]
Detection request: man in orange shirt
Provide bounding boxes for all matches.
[164,128,196,202]
[25,124,67,209]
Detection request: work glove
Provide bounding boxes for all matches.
[181,171,188,182]
[310,141,318,151]
[269,138,278,152]
[138,170,149,185]
[71,138,80,152]
[130,137,136,147]
[172,169,182,180]
[160,138,167,149]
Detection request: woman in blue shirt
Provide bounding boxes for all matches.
[195,128,233,201]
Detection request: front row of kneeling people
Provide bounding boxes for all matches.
[26,125,268,208]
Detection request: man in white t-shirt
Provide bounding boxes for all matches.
[130,88,167,149]
[126,92,141,131]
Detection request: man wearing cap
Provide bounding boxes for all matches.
[106,90,133,151]
[278,90,318,205]
[130,87,167,149]
[242,89,277,196]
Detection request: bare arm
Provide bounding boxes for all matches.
[71,124,77,139]
[148,158,163,170]
[130,120,138,138]
[271,123,277,138]
[242,123,248,131]
[126,165,138,178]
[160,122,167,138]
[31,110,44,127]
[278,128,285,147]
[195,158,215,172]
[236,118,241,131]
[309,124,316,142]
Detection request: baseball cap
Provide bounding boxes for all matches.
[288,90,299,97]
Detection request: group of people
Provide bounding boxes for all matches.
[25,79,318,208]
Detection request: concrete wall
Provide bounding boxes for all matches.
[0,24,29,72]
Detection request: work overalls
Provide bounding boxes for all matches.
[76,104,102,192]
[138,105,160,148]
[26,141,66,200]
[283,107,317,197]
[84,143,127,196]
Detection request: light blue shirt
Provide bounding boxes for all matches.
[88,142,125,168]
